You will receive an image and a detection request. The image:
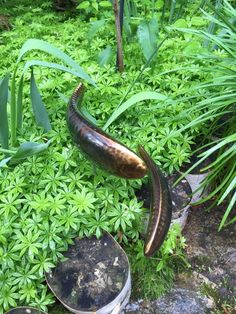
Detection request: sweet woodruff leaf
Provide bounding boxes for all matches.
[0,0,224,312]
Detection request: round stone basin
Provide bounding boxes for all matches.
[5,307,46,314]
[46,232,131,314]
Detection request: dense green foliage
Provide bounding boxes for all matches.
[127,224,188,299]
[0,0,235,312]
[0,37,94,168]
[167,0,236,229]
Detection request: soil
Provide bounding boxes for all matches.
[0,14,11,31]
[125,202,236,314]
[47,173,236,314]
[48,203,236,314]
[182,202,236,303]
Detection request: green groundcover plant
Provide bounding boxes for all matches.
[127,223,189,299]
[0,0,221,312]
[0,38,95,168]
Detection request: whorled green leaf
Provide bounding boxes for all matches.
[0,74,10,149]
[17,38,96,86]
[183,41,206,55]
[173,18,188,28]
[137,18,158,61]
[191,16,208,27]
[30,69,51,132]
[98,46,113,67]
[103,91,168,130]
[99,1,112,8]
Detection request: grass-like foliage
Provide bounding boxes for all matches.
[168,0,236,230]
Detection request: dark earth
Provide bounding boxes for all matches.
[47,167,236,314]
[125,202,236,314]
[48,202,236,314]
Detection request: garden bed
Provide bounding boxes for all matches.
[0,0,235,313]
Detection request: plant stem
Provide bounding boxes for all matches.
[0,147,16,154]
[114,0,124,72]
[10,69,17,147]
[119,0,124,35]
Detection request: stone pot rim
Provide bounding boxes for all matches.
[45,232,131,314]
[4,307,47,314]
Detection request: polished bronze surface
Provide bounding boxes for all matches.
[67,83,147,179]
[138,146,172,257]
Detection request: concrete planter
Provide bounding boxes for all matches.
[46,232,131,314]
[181,144,214,204]
[168,173,192,230]
[4,307,46,314]
[136,173,193,231]
[185,172,210,204]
